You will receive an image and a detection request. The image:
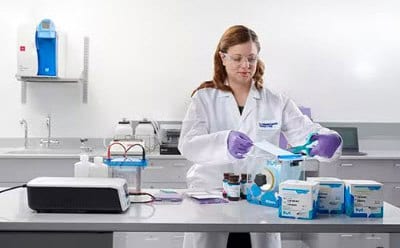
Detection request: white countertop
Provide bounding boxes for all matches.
[0,148,185,160]
[1,188,400,233]
[0,146,398,160]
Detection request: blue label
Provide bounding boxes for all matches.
[258,122,278,128]
[322,183,343,188]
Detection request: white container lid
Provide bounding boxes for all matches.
[344,179,383,186]
[307,177,344,184]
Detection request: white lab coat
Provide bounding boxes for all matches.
[178,82,341,248]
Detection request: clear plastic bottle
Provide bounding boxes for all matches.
[89,156,109,178]
[74,154,90,177]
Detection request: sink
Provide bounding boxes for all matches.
[5,148,81,155]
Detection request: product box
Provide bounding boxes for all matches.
[344,180,383,218]
[278,180,319,220]
[246,157,304,208]
[307,177,344,214]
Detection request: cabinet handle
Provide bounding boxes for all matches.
[340,234,354,237]
[146,166,164,170]
[172,163,187,167]
[144,237,160,241]
[340,163,353,167]
[365,236,382,240]
[394,186,400,190]
[394,164,400,168]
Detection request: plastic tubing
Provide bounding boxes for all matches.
[125,143,146,160]
[107,142,127,159]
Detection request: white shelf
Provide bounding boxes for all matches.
[16,37,89,104]
[16,76,80,83]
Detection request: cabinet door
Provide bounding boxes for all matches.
[0,158,74,183]
[142,159,192,183]
[337,233,363,248]
[383,182,400,207]
[114,232,184,248]
[302,233,349,248]
[302,233,389,248]
[318,161,339,178]
[337,160,400,182]
[363,233,389,248]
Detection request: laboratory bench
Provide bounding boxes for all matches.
[0,145,399,247]
[0,188,400,248]
[0,147,399,204]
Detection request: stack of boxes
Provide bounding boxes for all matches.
[278,177,383,219]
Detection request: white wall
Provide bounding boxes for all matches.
[0,0,399,138]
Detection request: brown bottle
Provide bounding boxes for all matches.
[222,172,233,198]
[227,175,240,201]
[240,173,248,200]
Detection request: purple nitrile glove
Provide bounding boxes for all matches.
[227,131,253,159]
[309,133,342,158]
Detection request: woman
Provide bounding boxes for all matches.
[178,25,342,248]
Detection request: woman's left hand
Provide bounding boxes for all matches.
[309,133,342,158]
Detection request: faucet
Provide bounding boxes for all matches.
[80,138,93,153]
[40,115,59,148]
[19,119,28,149]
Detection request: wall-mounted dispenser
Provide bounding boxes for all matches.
[35,19,56,76]
[16,20,88,104]
[17,19,66,77]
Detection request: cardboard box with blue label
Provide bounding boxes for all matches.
[344,180,383,218]
[307,177,345,214]
[278,180,319,220]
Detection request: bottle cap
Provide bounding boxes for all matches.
[229,175,239,183]
[80,154,89,162]
[224,172,233,180]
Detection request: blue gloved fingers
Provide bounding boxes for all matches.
[235,144,250,152]
[308,133,341,158]
[309,147,318,157]
[309,133,319,142]
[236,147,251,156]
[237,142,252,149]
[227,131,253,159]
[232,150,245,159]
[237,133,253,145]
[239,139,253,148]
[236,154,245,159]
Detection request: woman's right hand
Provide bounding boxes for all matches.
[227,131,253,159]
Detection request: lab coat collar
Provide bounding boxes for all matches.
[216,80,261,99]
[241,82,261,120]
[248,81,262,100]
[216,80,261,122]
[217,90,231,98]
